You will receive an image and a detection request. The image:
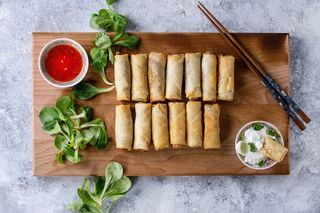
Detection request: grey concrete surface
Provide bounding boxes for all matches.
[0,0,320,212]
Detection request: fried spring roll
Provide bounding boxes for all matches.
[186,101,202,148]
[168,102,186,148]
[115,105,133,151]
[152,104,169,150]
[131,54,149,102]
[165,54,184,100]
[204,104,220,149]
[115,54,131,101]
[217,55,235,101]
[133,103,151,151]
[202,53,217,101]
[185,53,202,100]
[262,137,288,162]
[148,52,166,102]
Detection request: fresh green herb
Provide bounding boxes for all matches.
[68,162,131,213]
[248,143,257,152]
[70,106,93,122]
[266,128,279,138]
[73,82,114,100]
[39,96,109,164]
[257,160,265,167]
[90,33,113,86]
[252,122,264,131]
[56,96,76,116]
[239,132,245,141]
[113,35,140,49]
[90,0,127,32]
[73,0,140,100]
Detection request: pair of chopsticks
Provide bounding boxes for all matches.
[197,2,311,131]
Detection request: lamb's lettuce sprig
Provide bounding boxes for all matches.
[39,96,108,164]
[68,162,131,213]
[73,0,140,100]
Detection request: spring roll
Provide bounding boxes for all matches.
[152,104,169,150]
[185,53,202,100]
[148,52,166,102]
[186,101,202,148]
[131,54,149,102]
[115,105,133,151]
[168,102,186,148]
[262,137,288,162]
[204,104,220,149]
[165,54,184,100]
[202,53,217,101]
[133,103,151,151]
[217,55,235,101]
[114,54,131,101]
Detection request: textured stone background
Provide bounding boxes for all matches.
[0,0,319,212]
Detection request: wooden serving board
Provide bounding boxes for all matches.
[32,32,290,176]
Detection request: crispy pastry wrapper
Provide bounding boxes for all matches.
[204,104,220,149]
[186,101,203,148]
[131,54,149,102]
[152,104,169,150]
[133,103,152,151]
[217,55,235,101]
[148,52,166,102]
[115,105,133,151]
[115,54,131,101]
[262,136,288,162]
[165,54,184,100]
[168,102,186,148]
[185,53,202,100]
[202,53,217,101]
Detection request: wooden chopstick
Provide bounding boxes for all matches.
[197,2,308,130]
[197,3,305,130]
[198,2,310,125]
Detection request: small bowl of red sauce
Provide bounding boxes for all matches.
[38,38,88,88]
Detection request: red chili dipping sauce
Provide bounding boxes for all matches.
[45,45,83,82]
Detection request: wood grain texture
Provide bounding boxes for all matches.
[32,32,290,176]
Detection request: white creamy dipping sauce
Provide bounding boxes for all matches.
[236,124,274,166]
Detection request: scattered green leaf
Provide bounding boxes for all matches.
[252,122,264,131]
[56,151,65,164]
[56,96,76,116]
[39,96,109,164]
[248,143,257,152]
[73,82,114,100]
[67,200,83,212]
[257,160,265,167]
[74,0,140,100]
[239,132,245,141]
[94,33,112,49]
[39,107,59,125]
[71,106,93,122]
[69,162,131,213]
[113,35,140,49]
[43,120,63,135]
[54,134,68,150]
[63,146,82,164]
[80,118,105,129]
[107,0,118,6]
[266,128,279,138]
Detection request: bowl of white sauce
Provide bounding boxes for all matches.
[235,121,285,170]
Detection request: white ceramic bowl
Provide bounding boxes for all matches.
[235,120,284,170]
[38,38,89,88]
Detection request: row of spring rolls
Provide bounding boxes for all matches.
[114,53,235,102]
[115,102,220,151]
